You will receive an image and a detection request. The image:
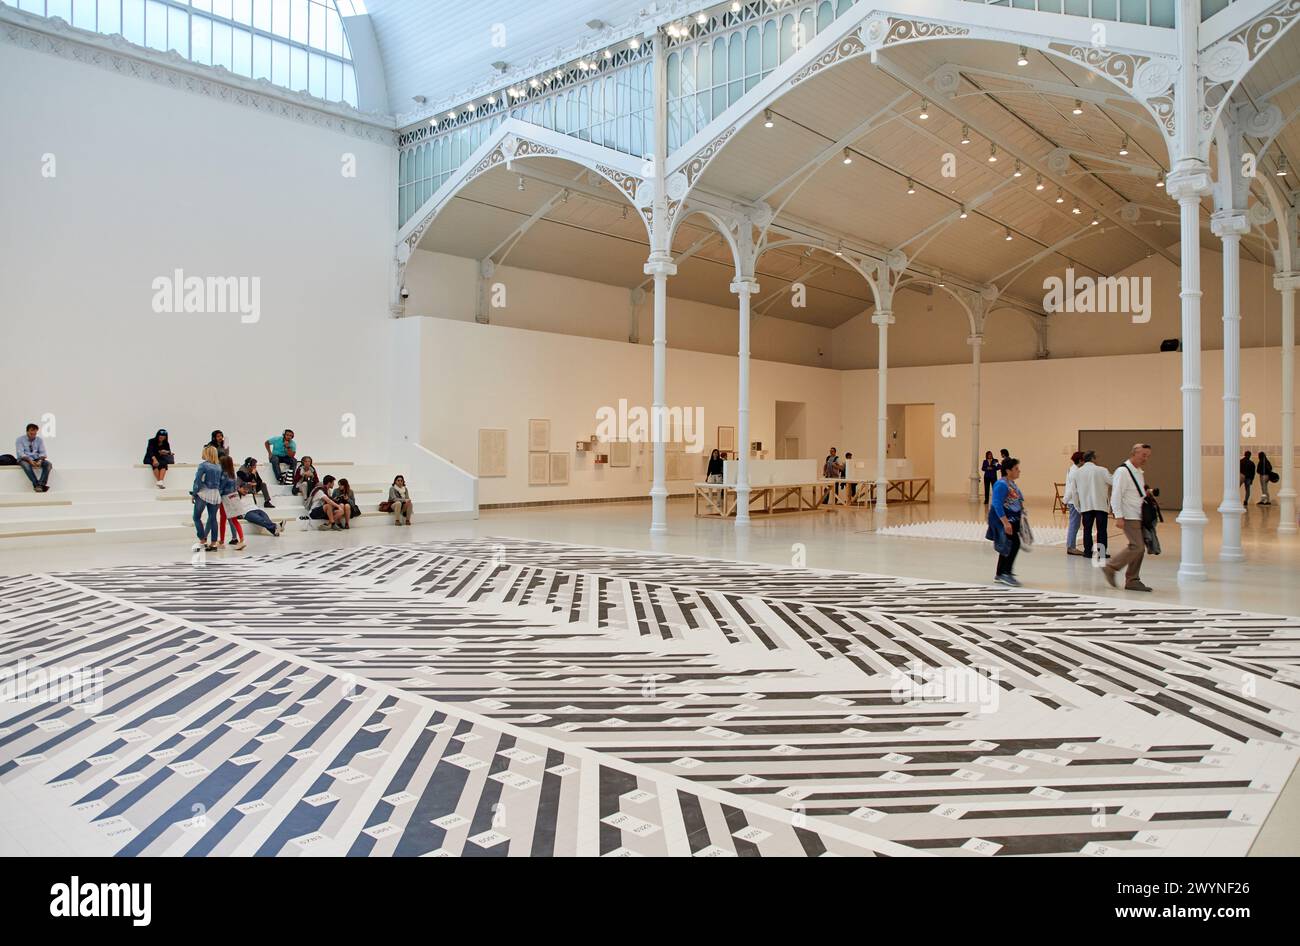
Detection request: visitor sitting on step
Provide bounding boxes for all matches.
[207,430,231,462]
[265,428,298,483]
[16,423,52,493]
[292,456,319,500]
[143,429,174,489]
[307,475,349,530]
[332,477,361,518]
[388,475,413,526]
[237,457,274,508]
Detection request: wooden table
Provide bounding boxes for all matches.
[694,477,931,517]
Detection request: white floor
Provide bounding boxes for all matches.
[2,493,1298,855]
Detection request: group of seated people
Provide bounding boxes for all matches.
[8,424,413,550]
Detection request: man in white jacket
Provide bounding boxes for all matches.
[1074,452,1111,560]
[1104,443,1153,592]
[1063,451,1085,555]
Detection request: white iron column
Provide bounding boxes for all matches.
[1278,272,1299,534]
[645,255,676,534]
[968,332,984,503]
[873,309,894,508]
[1167,167,1213,581]
[1212,210,1249,561]
[732,278,758,525]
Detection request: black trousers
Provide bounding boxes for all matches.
[995,519,1021,576]
[1081,510,1108,555]
[984,478,995,504]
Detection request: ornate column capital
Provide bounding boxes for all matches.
[643,254,677,278]
[1165,166,1212,202]
[730,278,760,296]
[1210,209,1250,239]
[871,310,895,326]
[1275,272,1300,292]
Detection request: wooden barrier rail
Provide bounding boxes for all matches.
[694,477,931,518]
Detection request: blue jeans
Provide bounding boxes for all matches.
[1066,504,1080,549]
[270,455,297,482]
[193,500,219,542]
[243,508,278,535]
[20,458,51,488]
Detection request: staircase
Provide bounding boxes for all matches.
[0,460,476,547]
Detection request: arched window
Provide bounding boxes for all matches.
[8,0,362,108]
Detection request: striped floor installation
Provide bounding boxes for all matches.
[2,537,1297,856]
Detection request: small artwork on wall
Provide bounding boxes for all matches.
[477,428,507,478]
[528,452,549,486]
[717,426,736,453]
[528,418,551,453]
[609,440,631,468]
[549,452,570,486]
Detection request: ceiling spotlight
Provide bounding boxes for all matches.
[666,23,678,37]
[1072,204,1081,215]
[448,111,456,119]
[604,49,613,59]
[559,190,569,203]
[843,148,853,165]
[919,99,929,120]
[1156,171,1164,188]
[429,118,437,126]
[1004,227,1013,242]
[1035,174,1045,191]
[628,37,640,49]
[529,77,540,88]
[554,69,564,79]
[960,125,971,145]
[696,12,708,24]
[988,144,998,163]
[1090,215,1099,226]
[1013,160,1023,178]
[764,109,774,128]
[731,1,741,10]
[937,271,946,287]
[517,176,525,192]
[1072,99,1083,115]
[1055,188,1065,204]
[1118,136,1129,156]
[959,205,968,219]
[465,104,475,112]
[1277,155,1290,176]
[834,241,844,257]
[1017,46,1029,66]
[906,178,916,194]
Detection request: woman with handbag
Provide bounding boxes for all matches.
[386,475,413,526]
[986,457,1026,587]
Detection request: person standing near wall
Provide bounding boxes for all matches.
[1063,450,1084,555]
[1074,451,1111,560]
[1257,451,1274,506]
[998,448,1011,478]
[1103,443,1153,593]
[190,445,223,551]
[1240,450,1256,506]
[981,451,999,505]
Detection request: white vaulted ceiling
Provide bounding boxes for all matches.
[363,0,649,114]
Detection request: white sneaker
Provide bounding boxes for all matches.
[156,482,165,489]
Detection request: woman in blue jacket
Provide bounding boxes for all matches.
[191,445,224,551]
[986,457,1025,586]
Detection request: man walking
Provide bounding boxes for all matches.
[1240,450,1256,505]
[1074,451,1110,559]
[1103,443,1153,592]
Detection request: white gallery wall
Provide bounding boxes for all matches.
[407,317,843,505]
[0,41,396,468]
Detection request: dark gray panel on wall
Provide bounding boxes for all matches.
[1078,429,1183,509]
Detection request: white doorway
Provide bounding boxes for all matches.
[775,401,807,459]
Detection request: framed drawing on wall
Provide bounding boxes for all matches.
[528,452,549,486]
[609,440,631,468]
[549,452,570,486]
[528,418,551,453]
[477,428,507,477]
[717,426,736,453]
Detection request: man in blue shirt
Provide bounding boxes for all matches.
[16,423,52,492]
[264,428,298,483]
